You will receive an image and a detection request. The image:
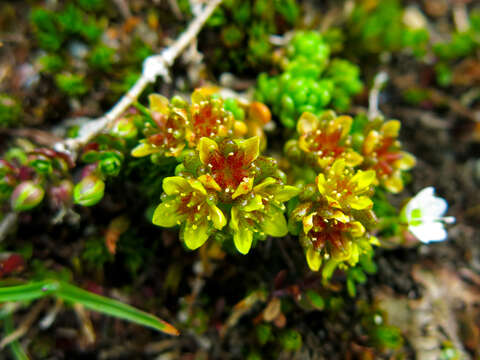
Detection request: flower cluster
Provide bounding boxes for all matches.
[131,88,268,161]
[152,136,299,254]
[255,31,363,127]
[285,111,362,171]
[0,145,74,212]
[355,115,416,193]
[290,159,378,276]
[74,131,130,207]
[285,110,416,275]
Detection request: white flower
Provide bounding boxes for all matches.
[402,187,455,243]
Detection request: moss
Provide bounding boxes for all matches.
[0,94,22,128]
[55,73,88,96]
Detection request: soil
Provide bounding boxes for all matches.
[1,0,480,359]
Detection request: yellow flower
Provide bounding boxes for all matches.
[295,204,372,273]
[185,88,235,147]
[197,136,260,199]
[131,94,188,158]
[316,159,376,211]
[152,176,226,250]
[230,177,300,254]
[361,119,415,193]
[297,112,363,170]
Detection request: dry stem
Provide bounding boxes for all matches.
[53,0,222,160]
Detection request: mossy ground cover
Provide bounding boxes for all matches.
[1,0,480,359]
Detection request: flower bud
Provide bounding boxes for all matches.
[49,179,74,208]
[74,175,105,206]
[98,152,123,177]
[110,118,138,139]
[11,181,45,211]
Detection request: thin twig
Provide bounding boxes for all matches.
[0,299,48,349]
[53,0,222,160]
[368,71,389,119]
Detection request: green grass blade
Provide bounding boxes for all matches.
[56,281,179,335]
[0,280,58,302]
[4,315,30,360]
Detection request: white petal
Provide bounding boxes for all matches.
[405,187,448,223]
[405,187,434,217]
[421,196,447,219]
[409,222,448,243]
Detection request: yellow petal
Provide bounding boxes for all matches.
[331,210,349,223]
[232,177,253,199]
[198,137,218,164]
[363,130,380,155]
[231,207,253,254]
[297,112,318,134]
[253,177,277,193]
[302,212,316,234]
[233,227,253,255]
[298,137,311,153]
[230,206,241,230]
[349,195,373,210]
[198,174,221,192]
[316,173,327,195]
[209,205,227,230]
[350,170,376,192]
[261,206,288,237]
[326,195,340,209]
[191,87,213,104]
[306,247,321,271]
[189,179,207,195]
[152,200,183,227]
[344,150,364,167]
[149,94,170,114]
[349,221,366,237]
[131,143,159,157]
[330,159,346,178]
[381,120,401,138]
[384,174,404,193]
[242,195,264,212]
[333,115,353,138]
[183,220,209,250]
[163,176,190,195]
[394,152,416,170]
[275,185,300,202]
[236,136,260,164]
